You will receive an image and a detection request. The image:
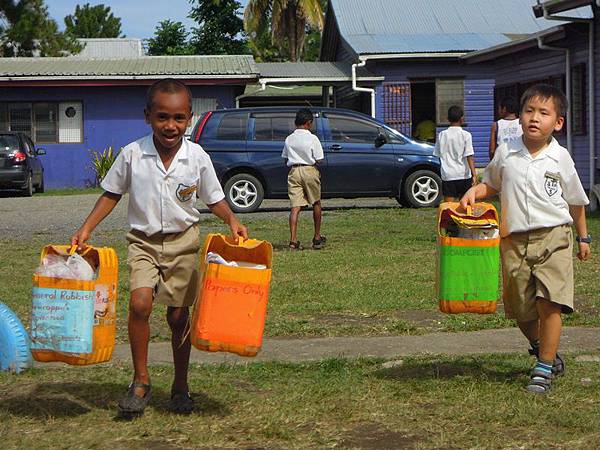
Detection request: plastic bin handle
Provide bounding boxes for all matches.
[69,244,92,256]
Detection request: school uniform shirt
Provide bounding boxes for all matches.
[282,129,324,167]
[496,118,523,145]
[483,136,589,238]
[433,126,474,181]
[101,134,225,236]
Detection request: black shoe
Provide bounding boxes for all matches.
[168,391,194,415]
[118,382,151,418]
[312,237,325,249]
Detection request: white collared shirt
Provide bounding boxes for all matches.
[483,137,589,237]
[433,126,474,181]
[101,134,225,236]
[281,129,324,166]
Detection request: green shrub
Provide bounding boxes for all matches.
[89,147,118,186]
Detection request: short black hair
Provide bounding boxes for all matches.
[499,96,519,114]
[520,83,568,118]
[447,105,464,123]
[146,78,193,111]
[295,108,313,126]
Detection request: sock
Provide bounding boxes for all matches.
[534,360,553,376]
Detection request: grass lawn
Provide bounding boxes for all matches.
[1,354,600,449]
[1,207,599,341]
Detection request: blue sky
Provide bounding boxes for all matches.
[47,0,249,40]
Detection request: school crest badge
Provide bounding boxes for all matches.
[544,173,559,197]
[176,183,197,202]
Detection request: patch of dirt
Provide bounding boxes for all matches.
[339,422,422,449]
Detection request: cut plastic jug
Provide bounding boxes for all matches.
[31,245,118,365]
[191,234,273,357]
[437,202,500,314]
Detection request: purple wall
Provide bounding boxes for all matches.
[489,24,595,188]
[0,84,238,188]
[371,60,495,165]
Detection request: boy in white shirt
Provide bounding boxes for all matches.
[282,108,326,250]
[461,84,591,393]
[71,79,248,417]
[434,106,477,202]
[489,96,523,160]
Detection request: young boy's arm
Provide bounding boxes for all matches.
[208,199,248,240]
[466,155,477,186]
[570,205,591,261]
[459,183,498,210]
[71,191,122,249]
[489,122,497,159]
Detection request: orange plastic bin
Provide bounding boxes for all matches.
[191,234,273,357]
[31,245,118,365]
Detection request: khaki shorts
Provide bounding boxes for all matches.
[287,165,321,207]
[126,223,200,308]
[500,224,574,321]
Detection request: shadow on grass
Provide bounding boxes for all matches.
[0,382,229,419]
[374,356,528,383]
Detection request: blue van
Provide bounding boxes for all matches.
[191,107,441,213]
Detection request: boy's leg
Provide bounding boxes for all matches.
[128,287,154,394]
[289,206,301,243]
[517,318,539,345]
[536,297,562,363]
[312,200,322,241]
[167,306,191,394]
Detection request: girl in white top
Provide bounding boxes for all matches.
[489,97,522,160]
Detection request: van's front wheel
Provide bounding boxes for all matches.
[223,173,264,213]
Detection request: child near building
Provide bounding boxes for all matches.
[434,105,477,202]
[489,96,523,159]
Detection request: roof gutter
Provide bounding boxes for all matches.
[353,58,375,118]
[537,0,596,201]
[358,52,466,60]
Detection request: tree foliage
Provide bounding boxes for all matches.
[0,0,81,56]
[146,20,193,55]
[188,0,248,55]
[64,3,122,38]
[244,0,324,62]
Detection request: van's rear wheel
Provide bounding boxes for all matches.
[224,173,264,213]
[400,170,442,208]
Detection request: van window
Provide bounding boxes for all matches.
[327,115,380,144]
[217,113,248,140]
[252,113,316,141]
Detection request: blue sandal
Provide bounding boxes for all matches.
[528,345,565,376]
[526,367,553,394]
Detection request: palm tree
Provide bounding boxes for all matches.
[244,0,324,62]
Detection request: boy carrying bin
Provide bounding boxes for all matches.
[72,78,248,416]
[434,105,477,202]
[460,84,591,393]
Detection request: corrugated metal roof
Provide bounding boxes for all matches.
[243,85,323,97]
[75,38,144,58]
[330,0,592,54]
[257,61,379,80]
[0,55,259,79]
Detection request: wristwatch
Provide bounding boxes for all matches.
[576,235,592,244]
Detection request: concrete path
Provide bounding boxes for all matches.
[99,326,600,366]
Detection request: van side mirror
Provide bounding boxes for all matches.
[36,148,46,156]
[374,132,387,148]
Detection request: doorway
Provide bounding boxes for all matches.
[410,80,436,142]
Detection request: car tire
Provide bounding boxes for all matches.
[22,173,33,197]
[401,170,442,208]
[35,172,44,193]
[223,173,264,213]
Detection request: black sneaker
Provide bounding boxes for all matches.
[312,237,325,249]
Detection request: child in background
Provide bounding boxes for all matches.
[434,106,477,202]
[489,96,523,160]
[461,84,591,393]
[72,78,247,416]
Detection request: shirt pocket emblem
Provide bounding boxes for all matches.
[544,171,560,197]
[176,183,197,202]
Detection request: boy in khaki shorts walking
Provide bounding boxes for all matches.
[72,78,247,416]
[282,108,326,250]
[461,84,591,393]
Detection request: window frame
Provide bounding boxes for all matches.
[435,78,465,126]
[324,113,383,144]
